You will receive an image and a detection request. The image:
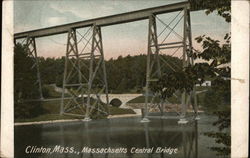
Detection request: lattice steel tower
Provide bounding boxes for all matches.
[60,25,109,121]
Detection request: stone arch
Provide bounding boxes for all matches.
[110,98,122,107]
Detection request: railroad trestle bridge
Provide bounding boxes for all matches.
[14,1,198,123]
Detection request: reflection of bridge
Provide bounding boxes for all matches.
[23,118,198,158]
[90,94,142,108]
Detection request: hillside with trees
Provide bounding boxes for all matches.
[14,46,181,120]
[37,54,182,94]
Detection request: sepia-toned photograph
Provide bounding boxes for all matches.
[1,0,249,158]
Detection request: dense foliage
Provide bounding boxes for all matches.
[14,46,181,119]
[37,54,181,93]
[152,35,230,99]
[190,0,231,22]
[151,0,231,155]
[151,34,231,156]
[14,44,47,119]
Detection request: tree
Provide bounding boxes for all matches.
[151,35,231,157]
[190,0,231,22]
[106,54,181,93]
[14,44,46,119]
[151,1,231,155]
[14,44,40,99]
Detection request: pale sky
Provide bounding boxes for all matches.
[14,0,230,59]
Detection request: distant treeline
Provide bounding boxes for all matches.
[38,54,182,93]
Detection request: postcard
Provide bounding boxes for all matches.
[1,0,249,158]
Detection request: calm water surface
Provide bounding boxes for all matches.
[15,114,227,158]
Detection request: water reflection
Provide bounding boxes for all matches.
[15,116,218,158]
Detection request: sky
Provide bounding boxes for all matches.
[14,0,230,59]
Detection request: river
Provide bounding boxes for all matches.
[15,113,229,158]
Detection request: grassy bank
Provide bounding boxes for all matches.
[15,85,135,123]
[15,105,135,123]
[127,95,180,104]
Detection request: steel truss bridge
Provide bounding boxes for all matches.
[14,1,198,123]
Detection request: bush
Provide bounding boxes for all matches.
[108,106,136,115]
[203,88,230,112]
[42,86,50,98]
[42,85,62,98]
[14,101,47,119]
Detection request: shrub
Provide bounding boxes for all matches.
[14,101,47,119]
[203,88,230,112]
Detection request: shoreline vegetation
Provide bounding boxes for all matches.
[14,113,142,126]
[14,84,226,124]
[14,105,136,123]
[14,45,225,124]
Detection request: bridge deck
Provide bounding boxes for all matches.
[14,2,189,39]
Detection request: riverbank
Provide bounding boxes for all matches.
[14,118,81,126]
[14,111,205,126]
[14,113,141,126]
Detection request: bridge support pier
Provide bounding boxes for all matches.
[25,37,44,100]
[142,14,161,123]
[85,24,109,120]
[143,7,198,124]
[60,25,109,119]
[141,117,150,123]
[60,28,85,116]
[179,7,198,124]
